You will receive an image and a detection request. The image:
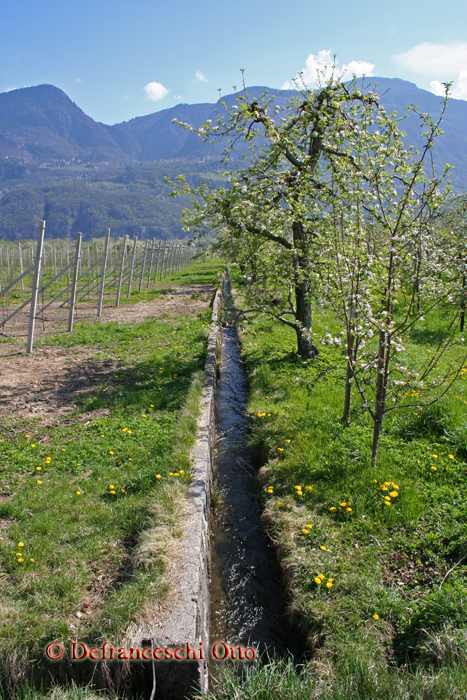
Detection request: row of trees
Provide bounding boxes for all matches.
[169,72,467,465]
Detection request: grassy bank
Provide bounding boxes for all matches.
[207,271,467,700]
[0,258,223,694]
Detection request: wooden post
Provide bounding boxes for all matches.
[26,221,46,353]
[53,243,57,276]
[147,239,156,288]
[127,237,138,298]
[7,248,10,279]
[68,233,82,332]
[139,239,149,292]
[116,235,127,307]
[163,242,171,279]
[159,241,167,281]
[154,240,162,283]
[97,229,110,317]
[18,241,24,290]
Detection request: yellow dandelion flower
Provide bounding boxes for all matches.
[314,577,322,585]
[36,467,41,471]
[180,470,185,474]
[295,485,302,490]
[25,434,30,438]
[156,474,161,479]
[62,448,66,452]
[277,447,284,452]
[372,614,379,620]
[18,542,24,548]
[109,450,114,455]
[142,414,147,418]
[285,439,291,443]
[127,430,132,434]
[326,581,333,588]
[277,502,284,507]
[302,529,309,535]
[346,507,352,513]
[305,485,312,491]
[122,428,127,432]
[30,558,34,562]
[121,489,126,494]
[389,491,398,498]
[267,413,271,416]
[449,455,454,459]
[432,454,438,458]
[110,490,116,495]
[318,574,325,580]
[372,479,378,483]
[30,444,35,448]
[101,434,105,438]
[393,484,399,489]
[174,472,179,476]
[150,405,154,408]
[431,466,437,471]
[306,523,312,528]
[76,491,81,495]
[109,484,114,489]
[384,501,391,506]
[339,502,347,507]
[168,472,174,476]
[330,507,337,512]
[17,558,24,563]
[328,578,334,583]
[37,480,42,484]
[320,545,327,551]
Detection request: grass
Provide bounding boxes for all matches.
[0,258,222,694]
[223,267,467,699]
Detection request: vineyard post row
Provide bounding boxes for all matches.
[0,221,195,353]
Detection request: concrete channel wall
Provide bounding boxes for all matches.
[140,285,223,699]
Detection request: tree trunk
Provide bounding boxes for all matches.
[460,273,466,333]
[293,222,318,358]
[343,331,355,422]
[372,330,390,466]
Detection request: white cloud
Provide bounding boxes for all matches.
[283,50,374,89]
[341,60,375,78]
[195,71,208,83]
[76,78,82,84]
[394,42,467,77]
[431,71,467,100]
[144,81,169,102]
[394,42,467,100]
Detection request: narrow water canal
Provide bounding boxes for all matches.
[210,280,303,664]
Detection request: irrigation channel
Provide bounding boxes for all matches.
[209,279,304,678]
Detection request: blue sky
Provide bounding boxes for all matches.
[2,0,467,124]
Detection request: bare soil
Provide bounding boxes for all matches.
[0,284,213,427]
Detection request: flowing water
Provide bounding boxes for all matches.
[210,280,304,666]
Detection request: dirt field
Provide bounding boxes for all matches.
[0,283,214,427]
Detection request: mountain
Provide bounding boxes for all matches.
[0,84,132,164]
[0,79,467,240]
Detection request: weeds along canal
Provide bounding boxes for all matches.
[210,279,304,666]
